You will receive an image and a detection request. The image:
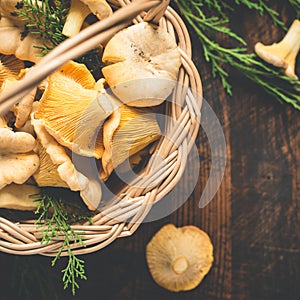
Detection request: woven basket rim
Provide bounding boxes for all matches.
[0,0,203,256]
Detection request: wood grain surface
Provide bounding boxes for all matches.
[0,1,299,299]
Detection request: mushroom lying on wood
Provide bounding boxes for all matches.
[255,19,300,79]
[146,224,214,292]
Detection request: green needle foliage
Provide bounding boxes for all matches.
[175,0,300,110]
[17,0,69,54]
[34,192,93,295]
[288,0,300,18]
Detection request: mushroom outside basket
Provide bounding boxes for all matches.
[0,0,202,257]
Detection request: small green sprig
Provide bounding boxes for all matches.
[34,192,92,295]
[287,0,300,19]
[175,0,300,110]
[17,0,69,55]
[233,0,286,29]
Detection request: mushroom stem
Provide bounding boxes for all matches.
[81,0,112,19]
[62,0,91,37]
[172,256,189,274]
[255,19,300,79]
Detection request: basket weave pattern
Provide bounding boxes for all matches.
[0,0,202,256]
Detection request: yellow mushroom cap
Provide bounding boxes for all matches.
[0,184,39,210]
[0,127,36,153]
[33,140,69,188]
[146,224,214,292]
[31,117,102,210]
[100,102,161,181]
[35,61,115,159]
[254,19,300,79]
[0,152,39,190]
[102,22,181,107]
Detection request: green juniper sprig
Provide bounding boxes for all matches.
[175,0,300,110]
[288,0,300,18]
[34,192,92,295]
[17,0,69,55]
[233,0,286,29]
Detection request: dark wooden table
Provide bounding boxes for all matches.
[0,1,299,299]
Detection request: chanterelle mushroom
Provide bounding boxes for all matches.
[254,19,300,79]
[102,22,181,107]
[0,183,39,210]
[32,117,102,211]
[146,224,214,292]
[1,75,37,129]
[100,101,161,181]
[33,140,72,188]
[62,0,112,37]
[0,54,24,87]
[35,61,117,159]
[0,16,43,63]
[0,127,39,190]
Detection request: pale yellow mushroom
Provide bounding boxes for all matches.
[33,140,70,188]
[15,119,36,136]
[0,183,39,210]
[100,101,161,181]
[14,87,37,128]
[32,117,102,211]
[102,22,181,107]
[0,1,45,61]
[2,76,37,129]
[62,0,91,37]
[146,224,214,292]
[62,0,112,37]
[80,0,112,19]
[35,61,116,159]
[255,19,300,79]
[0,151,39,189]
[0,54,24,87]
[0,126,39,189]
[0,16,43,63]
[0,0,26,25]
[0,127,36,153]
[11,68,38,128]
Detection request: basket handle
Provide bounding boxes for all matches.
[0,0,170,116]
[144,0,170,24]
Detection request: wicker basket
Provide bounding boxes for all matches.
[0,0,202,256]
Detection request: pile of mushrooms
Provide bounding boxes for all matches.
[0,2,182,211]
